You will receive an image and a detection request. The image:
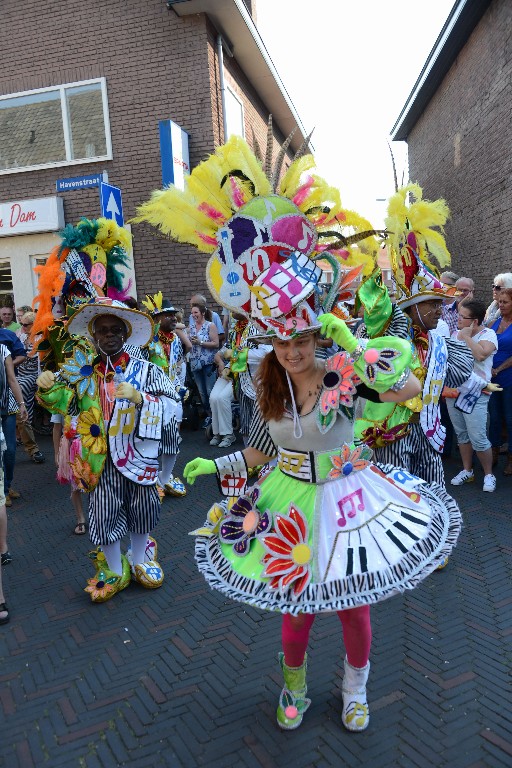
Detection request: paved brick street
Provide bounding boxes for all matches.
[1,429,511,768]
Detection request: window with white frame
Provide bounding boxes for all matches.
[225,86,245,139]
[0,78,112,174]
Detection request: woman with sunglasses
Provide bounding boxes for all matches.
[448,300,498,491]
[15,313,45,464]
[484,274,512,327]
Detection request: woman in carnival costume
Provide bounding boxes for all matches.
[134,128,462,731]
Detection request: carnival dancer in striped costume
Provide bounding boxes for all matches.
[142,294,191,498]
[36,299,178,602]
[135,132,463,733]
[355,185,473,488]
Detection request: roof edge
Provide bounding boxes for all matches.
[390,0,492,141]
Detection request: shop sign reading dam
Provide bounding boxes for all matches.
[0,197,65,236]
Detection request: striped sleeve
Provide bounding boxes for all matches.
[445,338,475,388]
[248,403,277,458]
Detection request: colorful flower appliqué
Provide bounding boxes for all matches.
[77,407,106,455]
[261,505,312,598]
[219,488,271,556]
[320,353,357,415]
[60,347,97,398]
[361,346,401,385]
[328,444,372,479]
[70,454,99,492]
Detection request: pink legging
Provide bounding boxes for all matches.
[282,606,372,668]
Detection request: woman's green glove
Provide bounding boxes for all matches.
[318,313,358,353]
[183,458,216,485]
[318,312,412,393]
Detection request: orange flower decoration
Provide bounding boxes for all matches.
[328,444,372,479]
[70,455,99,492]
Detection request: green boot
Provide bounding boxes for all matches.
[276,652,311,730]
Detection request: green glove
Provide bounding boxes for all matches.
[318,312,412,393]
[183,458,216,485]
[318,313,358,353]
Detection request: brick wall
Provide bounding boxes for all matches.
[406,0,511,302]
[0,0,294,313]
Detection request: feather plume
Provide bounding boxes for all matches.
[251,126,263,163]
[384,183,451,270]
[271,127,297,191]
[198,202,226,223]
[292,129,315,162]
[292,176,314,207]
[279,155,316,199]
[141,292,163,312]
[32,245,67,338]
[264,115,274,180]
[229,175,249,209]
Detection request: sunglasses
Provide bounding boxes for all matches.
[493,285,502,290]
[459,315,474,321]
[21,322,32,327]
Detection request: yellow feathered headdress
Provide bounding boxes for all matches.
[133,123,381,337]
[384,183,452,308]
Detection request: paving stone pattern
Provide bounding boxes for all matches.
[1,435,511,767]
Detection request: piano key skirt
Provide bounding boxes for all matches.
[193,444,461,615]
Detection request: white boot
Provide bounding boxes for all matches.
[342,656,370,731]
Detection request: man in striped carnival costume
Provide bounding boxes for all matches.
[355,185,473,489]
[36,298,178,602]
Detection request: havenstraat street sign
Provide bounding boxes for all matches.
[56,172,108,192]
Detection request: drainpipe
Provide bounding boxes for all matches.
[216,34,230,142]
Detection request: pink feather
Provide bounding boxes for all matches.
[107,281,133,301]
[230,176,247,209]
[292,176,314,207]
[197,232,217,246]
[198,202,226,223]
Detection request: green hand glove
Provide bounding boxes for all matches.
[318,313,357,353]
[318,312,412,393]
[183,457,216,485]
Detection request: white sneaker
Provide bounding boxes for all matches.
[209,435,221,446]
[483,474,496,492]
[218,434,236,448]
[451,469,475,486]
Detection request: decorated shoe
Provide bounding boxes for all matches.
[126,535,158,565]
[164,476,187,497]
[84,549,131,603]
[131,559,164,588]
[342,657,370,732]
[276,652,311,730]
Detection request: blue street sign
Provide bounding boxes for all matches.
[56,172,108,192]
[100,182,124,227]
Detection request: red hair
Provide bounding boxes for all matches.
[255,349,289,421]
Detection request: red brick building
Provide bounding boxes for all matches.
[391,0,511,296]
[0,0,308,310]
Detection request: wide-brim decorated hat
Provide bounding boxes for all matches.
[133,118,381,340]
[384,184,453,309]
[66,298,154,347]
